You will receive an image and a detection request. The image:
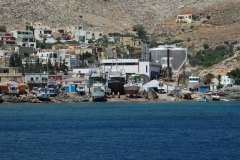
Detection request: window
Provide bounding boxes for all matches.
[146,65,148,73]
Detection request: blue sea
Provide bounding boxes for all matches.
[0,101,240,160]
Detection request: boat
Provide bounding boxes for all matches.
[0,94,4,103]
[48,87,58,97]
[76,83,86,95]
[36,87,51,101]
[124,80,140,95]
[188,75,200,91]
[47,78,59,97]
[86,61,107,100]
[211,94,221,101]
[87,61,106,89]
[106,60,126,94]
[91,82,105,100]
[197,96,209,102]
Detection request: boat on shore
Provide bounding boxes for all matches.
[197,96,209,102]
[91,82,106,100]
[107,60,126,94]
[124,81,140,95]
[36,87,51,101]
[76,83,86,95]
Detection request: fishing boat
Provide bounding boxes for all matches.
[47,78,59,97]
[107,60,126,94]
[36,87,51,101]
[91,82,105,100]
[86,61,107,100]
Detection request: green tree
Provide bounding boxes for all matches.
[47,59,54,74]
[56,37,61,41]
[203,43,209,49]
[133,24,147,39]
[26,26,35,35]
[203,73,214,85]
[0,26,6,32]
[88,39,95,43]
[207,15,211,20]
[9,54,15,67]
[60,59,68,75]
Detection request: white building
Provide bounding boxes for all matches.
[176,12,196,23]
[57,49,80,69]
[36,50,58,65]
[31,22,55,43]
[221,75,235,87]
[75,26,103,43]
[10,30,36,49]
[101,59,161,80]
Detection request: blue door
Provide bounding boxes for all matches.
[71,84,76,92]
[64,86,69,92]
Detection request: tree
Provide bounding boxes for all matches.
[56,37,61,41]
[203,73,214,85]
[26,26,35,35]
[60,59,68,75]
[133,24,147,39]
[47,58,54,74]
[217,75,221,85]
[0,26,6,32]
[203,43,209,50]
[9,54,15,67]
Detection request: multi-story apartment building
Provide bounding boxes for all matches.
[10,30,36,49]
[0,32,17,50]
[31,22,55,43]
[75,26,103,43]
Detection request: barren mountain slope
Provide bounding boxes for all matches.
[0,0,238,35]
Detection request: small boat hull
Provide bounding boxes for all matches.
[124,86,140,95]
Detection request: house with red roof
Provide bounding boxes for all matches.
[176,11,197,23]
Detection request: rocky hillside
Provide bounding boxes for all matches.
[0,0,237,34]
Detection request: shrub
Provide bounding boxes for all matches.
[207,15,211,19]
[203,43,209,49]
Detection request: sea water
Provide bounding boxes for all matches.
[0,101,240,160]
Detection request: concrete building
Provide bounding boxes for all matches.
[31,22,55,43]
[101,59,161,80]
[75,26,103,43]
[176,11,197,23]
[10,30,36,49]
[0,66,22,83]
[221,75,235,87]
